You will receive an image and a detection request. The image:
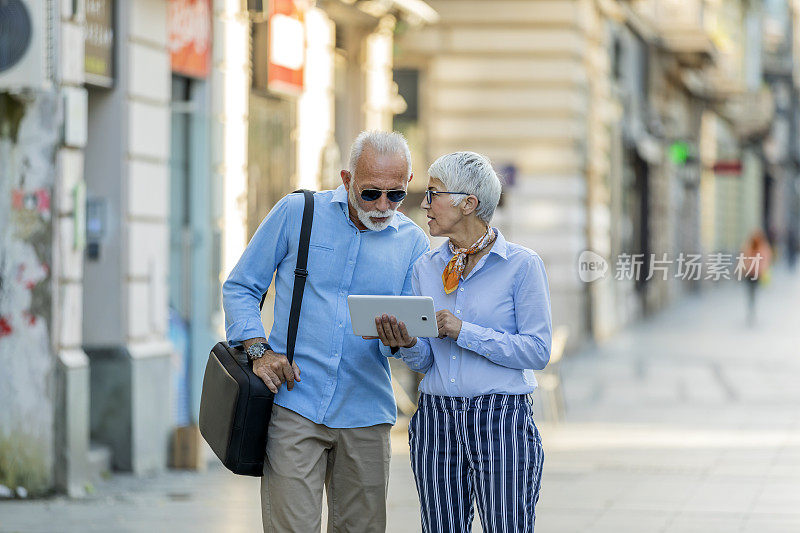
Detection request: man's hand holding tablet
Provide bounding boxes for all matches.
[368,314,418,348]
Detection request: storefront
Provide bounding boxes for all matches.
[167,0,219,425]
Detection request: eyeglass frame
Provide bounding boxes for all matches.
[424,189,473,206]
[358,187,408,203]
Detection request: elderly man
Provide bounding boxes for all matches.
[222,131,429,532]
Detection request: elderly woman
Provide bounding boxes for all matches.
[375,151,552,532]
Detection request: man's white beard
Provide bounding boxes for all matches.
[348,186,397,231]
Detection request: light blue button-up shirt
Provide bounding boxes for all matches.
[223,186,430,428]
[391,229,552,397]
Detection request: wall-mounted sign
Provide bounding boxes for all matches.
[268,0,305,95]
[84,0,115,87]
[711,160,743,175]
[169,0,212,79]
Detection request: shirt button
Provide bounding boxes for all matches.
[339,324,343,328]
[468,343,472,348]
[450,378,455,383]
[459,288,464,292]
[456,310,461,314]
[452,355,456,360]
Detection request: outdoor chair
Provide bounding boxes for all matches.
[532,325,569,423]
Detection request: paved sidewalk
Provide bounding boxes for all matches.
[1,270,798,532]
[535,268,800,532]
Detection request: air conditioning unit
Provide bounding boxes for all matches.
[0,0,49,91]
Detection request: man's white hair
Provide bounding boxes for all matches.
[428,151,502,223]
[349,130,412,179]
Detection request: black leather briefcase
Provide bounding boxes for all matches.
[199,342,275,476]
[199,189,314,476]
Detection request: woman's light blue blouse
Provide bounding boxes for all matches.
[392,229,552,397]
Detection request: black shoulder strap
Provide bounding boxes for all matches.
[285,190,315,364]
[256,190,314,363]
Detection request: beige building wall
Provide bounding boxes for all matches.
[55,4,91,496]
[218,1,252,291]
[297,6,336,192]
[396,0,627,344]
[581,0,623,339]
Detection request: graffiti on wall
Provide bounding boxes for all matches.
[0,92,59,488]
[0,94,54,345]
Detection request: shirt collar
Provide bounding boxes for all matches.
[490,229,509,260]
[432,227,509,261]
[331,184,401,232]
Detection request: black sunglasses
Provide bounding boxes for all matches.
[425,189,470,205]
[360,188,407,203]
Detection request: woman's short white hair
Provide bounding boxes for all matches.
[349,130,412,179]
[428,151,502,223]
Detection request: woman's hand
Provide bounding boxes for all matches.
[436,309,462,340]
[370,314,418,348]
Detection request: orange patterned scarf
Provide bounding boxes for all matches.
[442,227,497,294]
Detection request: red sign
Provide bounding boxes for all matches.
[169,0,212,79]
[268,0,305,94]
[712,160,743,174]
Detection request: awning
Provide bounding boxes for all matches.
[714,88,775,141]
[345,0,439,25]
[678,67,774,140]
[387,0,439,24]
[657,25,717,66]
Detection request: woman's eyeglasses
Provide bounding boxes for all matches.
[360,188,407,202]
[425,189,470,205]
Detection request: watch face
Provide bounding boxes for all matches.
[249,343,266,357]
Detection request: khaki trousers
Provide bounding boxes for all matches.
[261,405,392,533]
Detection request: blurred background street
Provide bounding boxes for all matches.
[2,267,798,532]
[3,0,800,531]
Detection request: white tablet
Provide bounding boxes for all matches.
[348,295,439,338]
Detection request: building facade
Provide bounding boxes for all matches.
[0,0,236,494]
[393,0,796,346]
[0,0,435,495]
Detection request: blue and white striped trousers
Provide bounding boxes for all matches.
[409,393,544,533]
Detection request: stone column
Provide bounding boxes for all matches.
[82,0,172,475]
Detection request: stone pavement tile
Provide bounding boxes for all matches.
[589,509,673,532]
[767,462,800,479]
[537,483,618,512]
[741,514,800,533]
[0,500,263,533]
[772,448,800,470]
[386,452,423,532]
[608,449,719,475]
[606,478,698,513]
[681,480,761,514]
[710,461,778,478]
[709,447,782,477]
[537,471,634,512]
[665,512,747,533]
[534,509,603,532]
[749,481,800,515]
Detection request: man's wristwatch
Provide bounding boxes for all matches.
[246,342,271,361]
